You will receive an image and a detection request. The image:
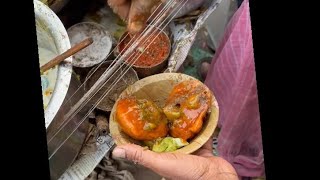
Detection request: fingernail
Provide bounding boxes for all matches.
[129,21,144,33]
[112,147,126,159]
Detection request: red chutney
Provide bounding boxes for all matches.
[119,30,170,67]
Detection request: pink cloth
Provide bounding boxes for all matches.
[204,0,265,178]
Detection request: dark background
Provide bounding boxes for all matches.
[1,0,308,179]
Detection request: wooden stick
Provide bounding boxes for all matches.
[40,37,94,73]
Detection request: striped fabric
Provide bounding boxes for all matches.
[204,0,265,178]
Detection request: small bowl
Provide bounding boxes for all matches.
[84,60,139,112]
[109,73,219,154]
[116,26,171,78]
[67,22,113,68]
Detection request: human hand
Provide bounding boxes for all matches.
[107,0,162,34]
[112,138,238,180]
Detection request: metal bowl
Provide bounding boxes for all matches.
[67,22,113,68]
[116,26,171,78]
[84,61,139,112]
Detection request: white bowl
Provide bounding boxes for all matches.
[34,0,72,128]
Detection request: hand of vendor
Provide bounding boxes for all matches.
[107,0,161,34]
[112,138,238,180]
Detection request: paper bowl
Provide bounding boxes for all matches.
[109,73,219,154]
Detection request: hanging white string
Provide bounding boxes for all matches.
[51,0,176,133]
[49,0,181,143]
[61,0,174,107]
[49,1,181,145]
[48,0,189,159]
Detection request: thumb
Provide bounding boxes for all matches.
[112,144,212,180]
[127,0,161,34]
